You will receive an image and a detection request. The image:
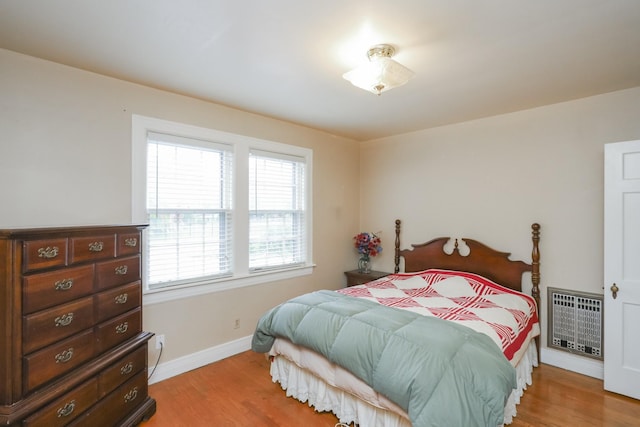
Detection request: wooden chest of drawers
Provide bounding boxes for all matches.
[0,225,156,426]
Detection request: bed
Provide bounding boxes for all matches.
[252,220,541,426]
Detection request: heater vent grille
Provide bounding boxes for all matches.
[547,287,603,360]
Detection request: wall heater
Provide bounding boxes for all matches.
[547,287,603,360]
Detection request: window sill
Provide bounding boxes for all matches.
[142,264,315,305]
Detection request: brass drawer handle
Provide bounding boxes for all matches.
[55,348,74,364]
[54,278,74,291]
[115,265,128,275]
[88,241,104,252]
[120,362,134,375]
[54,313,74,327]
[124,237,138,247]
[57,400,76,418]
[115,322,129,334]
[114,293,128,304]
[124,387,138,403]
[38,246,59,259]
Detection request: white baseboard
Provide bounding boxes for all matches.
[148,335,253,385]
[540,347,604,380]
[148,337,604,386]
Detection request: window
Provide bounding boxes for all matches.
[249,150,306,271]
[132,115,313,304]
[146,133,233,287]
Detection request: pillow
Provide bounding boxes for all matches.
[391,275,428,290]
[430,275,477,297]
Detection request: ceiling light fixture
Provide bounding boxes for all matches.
[343,44,415,96]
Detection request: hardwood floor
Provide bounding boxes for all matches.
[141,351,640,426]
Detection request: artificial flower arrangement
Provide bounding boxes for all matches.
[353,232,382,273]
[353,232,383,257]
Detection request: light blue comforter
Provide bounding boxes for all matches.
[252,290,516,427]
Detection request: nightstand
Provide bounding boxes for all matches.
[344,270,390,287]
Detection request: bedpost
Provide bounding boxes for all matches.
[531,223,540,310]
[531,223,541,360]
[394,219,401,273]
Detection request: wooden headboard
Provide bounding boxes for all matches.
[393,219,541,314]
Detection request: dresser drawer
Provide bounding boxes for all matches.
[23,378,98,427]
[96,309,141,353]
[69,234,116,264]
[69,372,148,427]
[95,282,141,323]
[23,264,95,314]
[23,296,95,354]
[23,330,95,392]
[23,238,68,273]
[116,231,141,257]
[95,255,140,290]
[98,345,146,397]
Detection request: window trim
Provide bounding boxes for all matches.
[132,115,314,305]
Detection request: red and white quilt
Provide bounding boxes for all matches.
[338,269,540,364]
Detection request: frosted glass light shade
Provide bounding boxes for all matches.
[343,47,415,95]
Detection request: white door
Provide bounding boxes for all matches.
[604,139,640,399]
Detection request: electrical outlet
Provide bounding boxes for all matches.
[156,334,165,350]
[234,319,240,329]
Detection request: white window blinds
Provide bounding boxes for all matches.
[146,132,233,288]
[249,150,306,271]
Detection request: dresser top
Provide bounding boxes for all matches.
[0,224,148,239]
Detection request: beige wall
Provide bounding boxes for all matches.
[4,46,640,369]
[359,86,640,352]
[0,49,361,363]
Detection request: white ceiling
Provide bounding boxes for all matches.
[1,1,639,141]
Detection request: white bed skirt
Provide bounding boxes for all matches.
[269,340,538,426]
